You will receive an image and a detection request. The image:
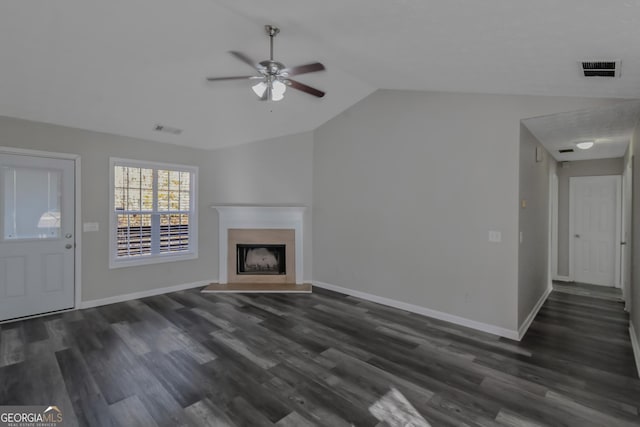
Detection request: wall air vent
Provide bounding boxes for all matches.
[580,60,620,77]
[558,148,574,153]
[154,124,183,135]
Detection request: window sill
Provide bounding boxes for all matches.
[109,251,198,269]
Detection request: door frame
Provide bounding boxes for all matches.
[622,160,633,311]
[549,166,559,283]
[568,175,622,287]
[0,146,82,312]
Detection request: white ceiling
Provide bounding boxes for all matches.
[2,0,640,149]
[522,101,640,161]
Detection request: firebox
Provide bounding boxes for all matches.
[236,244,286,275]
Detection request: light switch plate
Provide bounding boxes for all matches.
[83,222,99,232]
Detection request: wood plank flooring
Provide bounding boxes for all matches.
[552,281,624,302]
[1,285,639,426]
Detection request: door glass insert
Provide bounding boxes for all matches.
[3,166,62,240]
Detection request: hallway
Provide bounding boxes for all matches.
[507,281,640,420]
[522,281,635,378]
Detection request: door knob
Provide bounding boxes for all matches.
[65,243,73,249]
[574,234,580,238]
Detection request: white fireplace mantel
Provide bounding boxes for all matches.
[211,205,306,284]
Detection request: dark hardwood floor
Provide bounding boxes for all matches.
[1,284,639,426]
[552,281,624,302]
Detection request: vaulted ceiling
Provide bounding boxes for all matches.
[2,0,640,149]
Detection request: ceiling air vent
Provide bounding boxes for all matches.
[154,124,183,135]
[559,148,574,153]
[580,60,620,77]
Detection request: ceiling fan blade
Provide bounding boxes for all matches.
[286,79,325,98]
[206,75,257,81]
[229,51,263,72]
[283,62,325,76]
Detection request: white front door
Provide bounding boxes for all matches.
[570,175,620,287]
[0,154,75,321]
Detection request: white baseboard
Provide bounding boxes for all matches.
[553,275,571,282]
[630,322,640,378]
[0,308,76,325]
[518,286,551,340]
[81,280,215,309]
[312,281,519,340]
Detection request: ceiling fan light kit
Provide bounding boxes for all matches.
[207,25,326,101]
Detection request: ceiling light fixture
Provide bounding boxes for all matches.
[576,141,594,150]
[206,25,325,101]
[251,78,287,102]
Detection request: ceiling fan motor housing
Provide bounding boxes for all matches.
[259,60,285,76]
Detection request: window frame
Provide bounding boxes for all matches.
[109,157,198,269]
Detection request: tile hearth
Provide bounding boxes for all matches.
[201,282,312,293]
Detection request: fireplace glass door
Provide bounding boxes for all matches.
[236,244,286,275]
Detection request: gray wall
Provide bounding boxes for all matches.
[205,131,314,281]
[555,158,624,277]
[313,89,620,332]
[0,116,216,301]
[518,124,554,327]
[0,116,314,301]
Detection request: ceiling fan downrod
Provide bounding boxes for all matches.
[266,25,280,62]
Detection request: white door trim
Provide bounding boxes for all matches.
[568,175,621,287]
[549,167,559,283]
[568,177,576,282]
[0,146,82,310]
[622,161,633,311]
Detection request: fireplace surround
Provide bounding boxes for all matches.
[212,205,306,284]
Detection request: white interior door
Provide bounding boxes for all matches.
[570,175,620,287]
[0,154,75,321]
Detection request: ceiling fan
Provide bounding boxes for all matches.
[207,25,326,101]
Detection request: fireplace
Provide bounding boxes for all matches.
[213,205,306,284]
[227,228,295,283]
[236,244,286,275]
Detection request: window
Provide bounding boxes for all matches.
[110,158,198,268]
